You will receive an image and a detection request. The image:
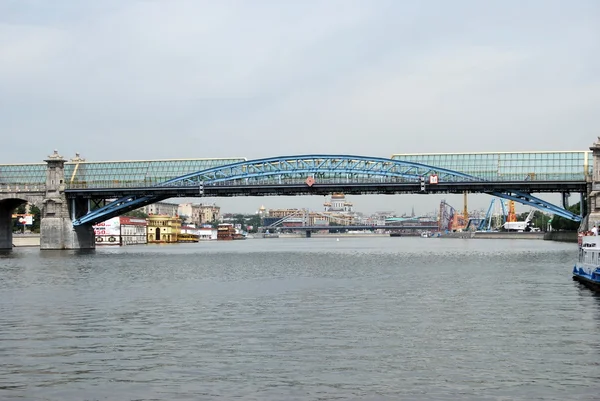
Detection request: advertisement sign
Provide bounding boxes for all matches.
[17,215,33,225]
[93,217,121,236]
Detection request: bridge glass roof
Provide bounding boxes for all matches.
[0,158,246,188]
[65,158,247,188]
[391,151,592,181]
[0,163,46,185]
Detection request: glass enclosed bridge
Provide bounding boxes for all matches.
[390,151,592,182]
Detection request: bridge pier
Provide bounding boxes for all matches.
[0,201,16,250]
[0,199,28,250]
[39,151,95,250]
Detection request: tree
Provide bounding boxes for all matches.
[516,210,550,231]
[551,202,580,231]
[30,204,41,233]
[12,203,27,232]
[245,215,261,233]
[123,209,148,219]
[328,221,344,234]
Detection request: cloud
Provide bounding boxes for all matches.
[0,0,598,213]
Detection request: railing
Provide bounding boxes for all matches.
[62,174,587,190]
[0,184,46,193]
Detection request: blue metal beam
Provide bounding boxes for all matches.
[72,154,582,226]
[491,190,581,221]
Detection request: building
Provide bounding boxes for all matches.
[178,203,201,225]
[143,202,179,217]
[142,202,220,226]
[322,193,358,225]
[198,204,220,224]
[93,216,147,246]
[324,193,354,213]
[147,215,181,243]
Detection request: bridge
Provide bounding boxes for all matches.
[271,225,439,230]
[1,142,598,250]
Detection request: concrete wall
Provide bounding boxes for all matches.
[0,205,13,250]
[13,234,40,247]
[443,231,545,240]
[543,231,578,243]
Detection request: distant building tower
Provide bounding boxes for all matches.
[324,193,353,213]
[258,205,267,218]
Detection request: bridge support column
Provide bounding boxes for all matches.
[0,199,26,250]
[40,151,95,250]
[305,230,311,238]
[0,204,13,250]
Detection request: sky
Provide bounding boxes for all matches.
[1,0,599,214]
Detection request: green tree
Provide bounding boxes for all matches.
[30,204,41,233]
[328,221,344,234]
[123,209,148,219]
[12,203,27,232]
[515,210,549,231]
[245,214,261,233]
[551,202,580,231]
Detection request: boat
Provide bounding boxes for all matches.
[421,231,431,238]
[389,231,402,237]
[217,224,236,240]
[232,231,246,240]
[177,233,199,243]
[262,230,279,239]
[572,234,600,292]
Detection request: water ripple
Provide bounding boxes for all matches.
[0,238,598,400]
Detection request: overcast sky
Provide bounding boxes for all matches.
[1,0,598,214]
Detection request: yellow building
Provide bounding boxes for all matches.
[147,215,182,243]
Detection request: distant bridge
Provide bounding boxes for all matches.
[270,225,439,231]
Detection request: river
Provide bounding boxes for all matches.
[1,237,598,400]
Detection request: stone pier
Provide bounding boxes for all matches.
[39,151,95,250]
[0,200,21,250]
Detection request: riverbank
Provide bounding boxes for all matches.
[12,233,40,247]
[443,231,546,240]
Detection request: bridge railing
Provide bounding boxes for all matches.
[0,184,46,193]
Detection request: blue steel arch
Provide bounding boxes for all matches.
[72,154,581,226]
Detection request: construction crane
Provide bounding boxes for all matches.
[478,198,508,231]
[507,200,517,223]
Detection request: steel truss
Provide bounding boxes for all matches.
[72,155,582,226]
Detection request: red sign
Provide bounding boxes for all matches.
[429,174,439,184]
[305,176,315,186]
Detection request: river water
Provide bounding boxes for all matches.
[0,237,599,400]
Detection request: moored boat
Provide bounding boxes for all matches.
[573,234,600,292]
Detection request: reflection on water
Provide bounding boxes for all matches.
[1,237,599,400]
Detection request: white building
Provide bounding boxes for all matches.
[143,202,179,217]
[93,216,147,246]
